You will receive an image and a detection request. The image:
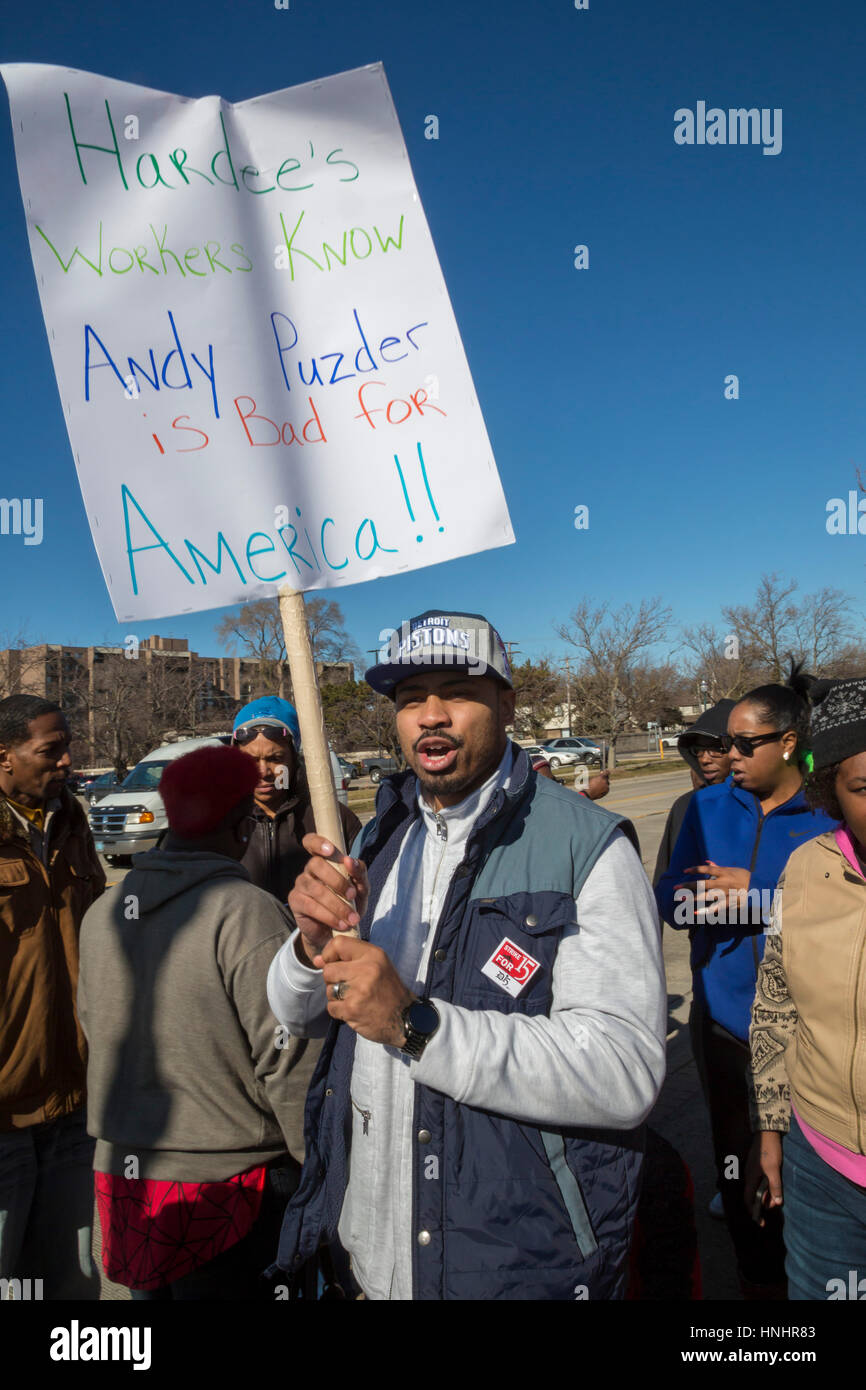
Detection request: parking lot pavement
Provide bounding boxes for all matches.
[88,769,740,1300]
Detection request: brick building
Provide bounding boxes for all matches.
[0,637,353,768]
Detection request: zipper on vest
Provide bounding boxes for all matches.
[425,830,450,934]
[350,1096,371,1135]
[267,816,275,893]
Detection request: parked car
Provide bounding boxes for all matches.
[88,737,230,865]
[365,755,403,784]
[84,772,124,805]
[519,744,549,763]
[89,737,351,866]
[541,738,604,769]
[74,771,108,798]
[336,756,357,784]
[660,732,684,748]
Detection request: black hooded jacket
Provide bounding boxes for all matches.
[652,700,735,891]
[241,766,362,903]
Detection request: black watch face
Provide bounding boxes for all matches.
[407,1000,439,1036]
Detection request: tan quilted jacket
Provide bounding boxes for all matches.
[748,831,866,1150]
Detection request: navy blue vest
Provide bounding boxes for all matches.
[273,747,646,1299]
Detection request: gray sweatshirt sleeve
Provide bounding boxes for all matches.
[411,830,667,1129]
[223,904,323,1161]
[267,929,332,1039]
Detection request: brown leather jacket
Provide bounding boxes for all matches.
[0,787,106,1130]
[749,832,866,1151]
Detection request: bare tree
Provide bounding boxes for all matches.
[628,661,691,728]
[84,656,152,777]
[791,586,857,673]
[556,599,673,766]
[680,622,763,702]
[720,574,799,683]
[0,629,44,699]
[144,655,208,744]
[510,658,565,739]
[831,641,866,678]
[214,599,289,697]
[712,574,857,683]
[214,594,360,696]
[303,596,361,667]
[321,681,399,759]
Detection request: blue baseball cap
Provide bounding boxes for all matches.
[232,697,301,753]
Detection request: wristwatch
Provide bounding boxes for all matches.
[400,998,440,1059]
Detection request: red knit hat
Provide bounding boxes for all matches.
[160,745,259,838]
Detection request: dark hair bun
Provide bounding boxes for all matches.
[785,656,816,704]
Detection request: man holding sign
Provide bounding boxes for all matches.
[267,609,666,1301]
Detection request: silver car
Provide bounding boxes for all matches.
[541,738,604,769]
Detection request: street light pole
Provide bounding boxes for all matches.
[562,656,572,736]
[367,648,382,754]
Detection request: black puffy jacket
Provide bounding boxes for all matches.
[241,786,361,903]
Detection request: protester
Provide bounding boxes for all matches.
[78,745,314,1300]
[655,666,836,1297]
[0,695,105,1299]
[268,608,666,1300]
[580,769,611,801]
[233,696,361,900]
[653,701,734,889]
[652,702,733,1218]
[745,677,866,1300]
[0,695,104,1301]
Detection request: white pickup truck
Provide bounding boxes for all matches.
[89,736,348,865]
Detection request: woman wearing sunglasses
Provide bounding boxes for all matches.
[655,666,836,1297]
[746,678,866,1300]
[231,696,361,904]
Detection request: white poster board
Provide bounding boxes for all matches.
[2,62,514,621]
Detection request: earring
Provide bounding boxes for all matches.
[783,752,790,761]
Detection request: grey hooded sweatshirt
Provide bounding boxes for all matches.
[78,849,317,1183]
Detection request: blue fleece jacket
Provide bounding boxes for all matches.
[655,778,836,1040]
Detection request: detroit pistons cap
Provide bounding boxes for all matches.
[365,609,513,698]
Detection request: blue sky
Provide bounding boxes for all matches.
[2,0,865,672]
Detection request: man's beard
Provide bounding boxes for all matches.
[409,734,503,801]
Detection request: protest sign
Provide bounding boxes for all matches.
[2,62,514,622]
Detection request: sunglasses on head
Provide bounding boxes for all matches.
[232,723,292,746]
[720,731,786,757]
